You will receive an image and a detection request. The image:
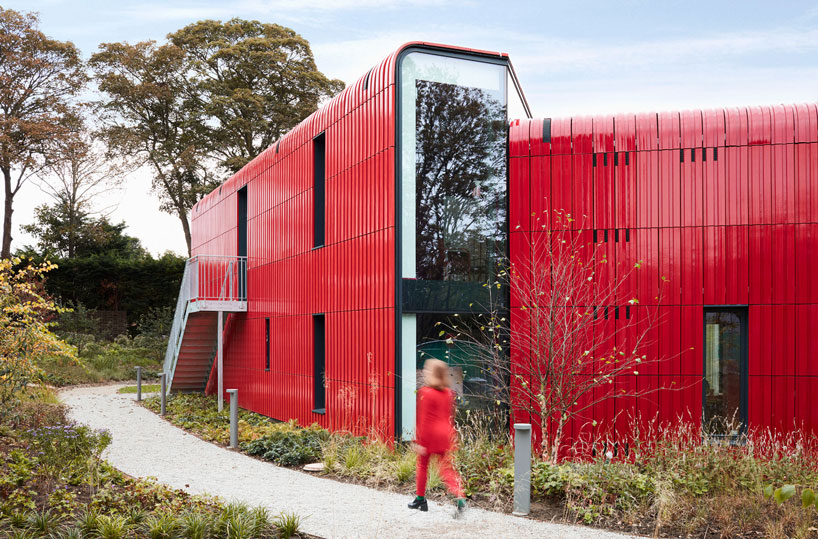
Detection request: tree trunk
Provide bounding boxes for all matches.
[550,417,565,464]
[2,167,13,259]
[178,208,191,256]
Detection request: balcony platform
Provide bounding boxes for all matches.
[188,299,248,313]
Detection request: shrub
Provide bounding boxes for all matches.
[0,258,76,409]
[143,512,178,539]
[241,427,329,466]
[179,511,210,539]
[393,452,416,483]
[28,423,111,490]
[273,511,302,538]
[25,508,63,534]
[95,514,132,539]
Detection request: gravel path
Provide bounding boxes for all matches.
[61,384,634,539]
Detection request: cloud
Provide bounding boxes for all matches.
[117,0,453,22]
[508,27,818,73]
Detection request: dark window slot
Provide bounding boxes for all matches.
[313,132,326,248]
[614,152,619,166]
[604,229,609,242]
[615,229,620,243]
[691,148,696,162]
[702,147,707,161]
[713,147,718,161]
[626,305,631,319]
[625,228,630,242]
[593,229,598,243]
[625,151,630,166]
[593,153,597,167]
[603,153,608,166]
[543,118,552,143]
[680,150,684,163]
[265,318,270,371]
[313,314,326,413]
[237,186,247,298]
[604,306,609,320]
[615,306,620,320]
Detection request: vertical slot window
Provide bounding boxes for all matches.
[264,317,270,371]
[313,314,326,413]
[237,186,247,299]
[313,133,326,248]
[703,308,748,437]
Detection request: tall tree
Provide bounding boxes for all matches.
[33,117,127,258]
[90,41,214,254]
[0,7,86,258]
[21,205,146,260]
[168,18,344,173]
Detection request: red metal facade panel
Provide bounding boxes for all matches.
[615,150,636,228]
[192,47,400,438]
[573,154,593,229]
[530,156,550,231]
[594,152,613,229]
[551,155,572,228]
[614,113,636,152]
[658,150,681,227]
[509,156,530,231]
[682,147,704,227]
[509,102,818,446]
[637,151,659,228]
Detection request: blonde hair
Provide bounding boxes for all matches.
[423,358,450,389]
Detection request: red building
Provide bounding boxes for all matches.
[164,42,818,445]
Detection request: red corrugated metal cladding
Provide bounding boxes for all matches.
[192,47,402,438]
[510,103,818,449]
[189,39,818,446]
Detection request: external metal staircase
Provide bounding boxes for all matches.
[163,255,247,394]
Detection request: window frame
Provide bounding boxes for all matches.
[702,306,749,435]
[312,313,326,414]
[313,132,326,249]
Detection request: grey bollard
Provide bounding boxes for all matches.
[227,389,238,449]
[513,423,532,516]
[136,366,142,402]
[159,373,167,416]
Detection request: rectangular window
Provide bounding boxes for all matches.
[313,314,325,413]
[237,186,248,299]
[703,308,748,436]
[313,132,325,248]
[264,317,270,371]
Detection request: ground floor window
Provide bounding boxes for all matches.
[703,308,748,436]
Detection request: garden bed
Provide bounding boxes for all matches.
[143,392,818,538]
[0,388,312,538]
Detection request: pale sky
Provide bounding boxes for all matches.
[6,0,818,256]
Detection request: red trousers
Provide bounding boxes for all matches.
[415,450,464,498]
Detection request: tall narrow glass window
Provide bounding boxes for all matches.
[237,186,247,299]
[703,308,747,436]
[398,49,512,439]
[313,133,325,248]
[313,314,325,413]
[400,51,508,313]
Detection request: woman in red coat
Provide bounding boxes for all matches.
[407,358,466,518]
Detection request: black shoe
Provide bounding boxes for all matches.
[408,497,428,511]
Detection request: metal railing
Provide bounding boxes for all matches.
[163,255,247,390]
[189,255,248,303]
